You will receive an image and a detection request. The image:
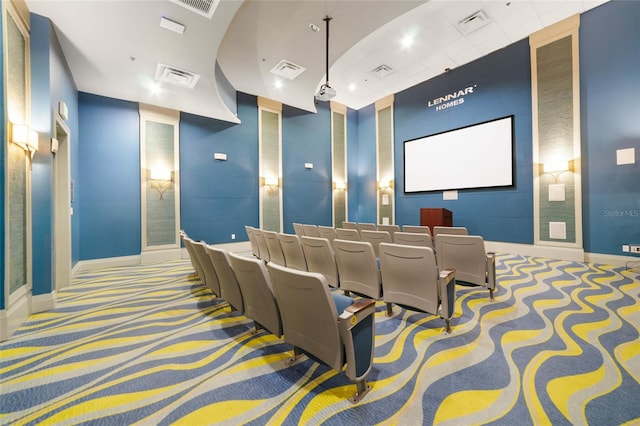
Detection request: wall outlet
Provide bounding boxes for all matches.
[231,233,236,240]
[623,244,630,252]
[630,244,640,254]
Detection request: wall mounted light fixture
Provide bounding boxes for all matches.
[10,122,38,161]
[540,160,574,183]
[333,181,347,191]
[379,179,394,193]
[150,167,173,200]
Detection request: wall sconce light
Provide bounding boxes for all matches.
[333,181,347,191]
[150,167,173,200]
[379,179,394,193]
[10,122,38,161]
[540,160,574,183]
[261,176,281,194]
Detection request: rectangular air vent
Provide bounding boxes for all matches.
[270,60,306,80]
[457,10,492,35]
[371,64,393,79]
[156,63,200,89]
[169,0,219,19]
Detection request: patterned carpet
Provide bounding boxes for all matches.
[1,254,639,425]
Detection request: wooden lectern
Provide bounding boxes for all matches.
[420,208,452,234]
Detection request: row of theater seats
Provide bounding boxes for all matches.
[180,230,376,403]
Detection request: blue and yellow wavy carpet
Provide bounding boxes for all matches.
[1,254,639,425]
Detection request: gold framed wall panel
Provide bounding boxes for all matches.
[331,101,347,228]
[258,97,282,232]
[376,95,394,225]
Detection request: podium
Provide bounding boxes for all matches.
[420,208,452,234]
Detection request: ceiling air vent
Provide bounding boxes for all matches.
[156,63,201,89]
[270,60,306,80]
[371,64,393,79]
[457,10,492,35]
[169,0,219,19]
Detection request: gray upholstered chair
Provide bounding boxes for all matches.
[356,222,377,233]
[182,235,204,279]
[359,230,392,258]
[205,246,244,312]
[333,239,382,300]
[377,224,401,238]
[317,225,338,248]
[262,230,286,266]
[252,228,271,262]
[433,226,468,236]
[292,223,305,237]
[435,234,496,300]
[302,224,320,238]
[402,225,432,236]
[393,231,433,248]
[245,225,261,258]
[379,243,456,333]
[335,227,360,242]
[300,236,339,288]
[192,241,221,297]
[342,221,357,229]
[277,233,307,271]
[267,263,376,403]
[229,253,282,337]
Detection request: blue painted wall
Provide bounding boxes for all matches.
[282,101,332,233]
[180,92,259,243]
[78,93,140,260]
[580,0,640,255]
[393,39,533,242]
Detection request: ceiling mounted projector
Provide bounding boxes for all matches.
[315,16,336,102]
[315,83,336,101]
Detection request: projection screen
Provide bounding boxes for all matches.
[404,115,514,193]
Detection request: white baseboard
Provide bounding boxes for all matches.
[584,252,640,268]
[32,292,56,313]
[73,255,141,276]
[485,241,585,262]
[141,248,183,264]
[0,291,31,341]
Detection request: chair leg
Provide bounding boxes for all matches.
[489,288,494,301]
[385,302,393,317]
[344,290,351,297]
[349,379,371,403]
[287,347,303,364]
[443,318,451,335]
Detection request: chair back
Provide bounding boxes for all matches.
[253,228,270,262]
[192,241,221,296]
[433,226,468,236]
[267,263,345,371]
[182,236,204,279]
[292,223,305,237]
[342,221,357,229]
[377,224,400,237]
[402,225,432,237]
[277,233,307,271]
[394,231,433,248]
[379,243,439,315]
[263,230,286,266]
[300,236,339,288]
[229,253,282,337]
[245,226,261,258]
[435,234,486,286]
[356,222,377,233]
[333,239,381,299]
[205,246,244,312]
[302,224,320,238]
[359,230,392,258]
[335,228,360,241]
[317,225,338,246]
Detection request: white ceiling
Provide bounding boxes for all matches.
[26,0,609,123]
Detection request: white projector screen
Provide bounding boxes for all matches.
[404,116,514,193]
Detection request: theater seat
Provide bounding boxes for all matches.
[277,233,308,271]
[359,230,392,258]
[300,236,339,288]
[433,226,468,236]
[192,241,221,297]
[393,231,433,249]
[267,263,376,403]
[206,246,245,313]
[435,234,496,300]
[379,243,456,333]
[229,253,282,337]
[262,230,286,267]
[333,239,382,299]
[335,228,360,242]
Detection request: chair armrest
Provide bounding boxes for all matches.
[344,299,376,315]
[486,252,496,290]
[438,269,456,320]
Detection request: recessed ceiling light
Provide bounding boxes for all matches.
[401,34,415,50]
[348,83,356,92]
[274,80,283,89]
[160,16,185,35]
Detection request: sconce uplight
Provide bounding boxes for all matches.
[261,176,280,194]
[540,160,574,183]
[333,181,347,191]
[150,167,173,200]
[10,122,38,161]
[379,179,394,192]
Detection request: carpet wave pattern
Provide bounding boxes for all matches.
[1,254,638,425]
